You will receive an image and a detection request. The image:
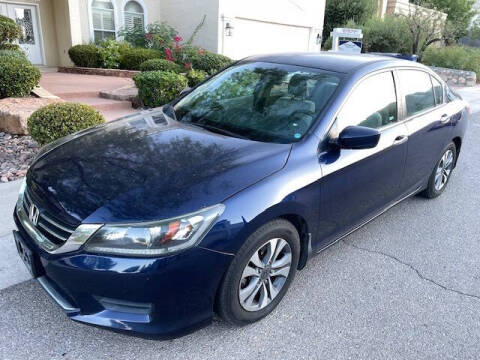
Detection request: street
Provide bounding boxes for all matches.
[0,101,479,359]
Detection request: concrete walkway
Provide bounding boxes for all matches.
[39,72,137,121]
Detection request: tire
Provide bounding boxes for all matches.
[216,219,300,325]
[422,142,457,199]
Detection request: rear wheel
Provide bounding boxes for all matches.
[422,142,457,199]
[216,219,300,325]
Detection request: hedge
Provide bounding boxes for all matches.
[422,46,480,78]
[0,56,40,98]
[0,15,22,46]
[28,103,105,145]
[68,44,103,68]
[186,69,207,87]
[190,51,232,74]
[139,58,183,73]
[134,71,188,107]
[119,48,163,70]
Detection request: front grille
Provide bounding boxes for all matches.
[23,188,75,246]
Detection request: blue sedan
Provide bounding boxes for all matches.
[13,53,468,336]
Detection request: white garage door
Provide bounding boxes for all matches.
[233,18,311,59]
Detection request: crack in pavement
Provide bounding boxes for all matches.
[343,240,480,302]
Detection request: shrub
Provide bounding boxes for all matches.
[0,49,27,61]
[97,39,131,69]
[119,48,163,70]
[28,103,105,145]
[139,58,182,73]
[0,15,22,46]
[0,43,20,51]
[134,71,188,107]
[186,69,207,87]
[190,51,232,74]
[0,56,40,98]
[68,44,102,68]
[362,16,412,54]
[422,46,480,78]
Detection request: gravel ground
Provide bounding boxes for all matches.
[0,132,38,182]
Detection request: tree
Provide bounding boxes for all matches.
[322,0,376,42]
[411,0,477,41]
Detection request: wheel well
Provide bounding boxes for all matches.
[279,214,310,270]
[452,137,462,166]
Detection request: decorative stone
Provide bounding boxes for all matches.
[58,66,140,79]
[0,133,39,182]
[0,97,63,135]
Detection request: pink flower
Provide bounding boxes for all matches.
[173,35,183,43]
[145,32,152,40]
[184,62,192,70]
[165,48,173,61]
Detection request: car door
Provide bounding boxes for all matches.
[396,70,453,193]
[315,70,409,249]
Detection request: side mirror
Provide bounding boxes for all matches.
[338,125,380,149]
[179,87,192,97]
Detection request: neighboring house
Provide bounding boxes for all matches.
[0,0,325,66]
[376,0,446,21]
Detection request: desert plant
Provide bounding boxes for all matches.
[68,44,103,68]
[119,48,163,70]
[0,56,40,98]
[186,69,207,87]
[134,70,188,107]
[139,58,182,73]
[422,45,480,77]
[28,103,105,145]
[0,15,22,48]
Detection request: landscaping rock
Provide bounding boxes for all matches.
[99,85,138,102]
[0,97,63,135]
[0,132,39,182]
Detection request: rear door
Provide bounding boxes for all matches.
[316,70,409,248]
[397,70,453,192]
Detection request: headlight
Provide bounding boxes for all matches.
[84,204,225,256]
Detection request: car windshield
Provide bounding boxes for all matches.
[174,62,341,143]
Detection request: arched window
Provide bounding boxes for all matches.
[91,0,116,42]
[123,1,145,30]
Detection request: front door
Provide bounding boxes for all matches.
[5,3,43,64]
[316,70,408,249]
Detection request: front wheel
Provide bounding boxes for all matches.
[216,219,300,325]
[422,142,457,199]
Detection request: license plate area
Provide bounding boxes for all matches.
[14,230,43,278]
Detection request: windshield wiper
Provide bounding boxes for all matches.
[192,122,249,140]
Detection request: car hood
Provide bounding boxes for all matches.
[27,110,291,226]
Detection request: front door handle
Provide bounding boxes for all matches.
[393,135,408,145]
[440,114,450,123]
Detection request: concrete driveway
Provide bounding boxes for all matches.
[0,92,479,359]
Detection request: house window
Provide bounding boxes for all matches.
[91,0,116,42]
[123,1,144,30]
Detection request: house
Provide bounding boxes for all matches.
[376,0,446,21]
[0,0,325,66]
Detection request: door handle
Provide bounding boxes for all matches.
[393,135,408,145]
[440,114,450,123]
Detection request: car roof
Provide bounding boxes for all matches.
[241,52,425,74]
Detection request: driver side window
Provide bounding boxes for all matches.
[337,71,398,131]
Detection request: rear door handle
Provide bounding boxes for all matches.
[393,135,408,145]
[440,114,450,123]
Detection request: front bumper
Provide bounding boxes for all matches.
[14,212,233,336]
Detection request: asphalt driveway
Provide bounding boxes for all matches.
[0,99,479,359]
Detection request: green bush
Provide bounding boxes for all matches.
[0,15,22,46]
[68,44,102,68]
[119,48,164,70]
[28,103,105,145]
[0,43,20,51]
[190,51,232,74]
[362,16,412,54]
[97,39,131,69]
[139,58,182,73]
[0,49,27,61]
[0,56,40,98]
[134,71,188,107]
[186,69,207,87]
[422,46,480,78]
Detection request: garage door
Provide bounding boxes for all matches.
[233,18,311,59]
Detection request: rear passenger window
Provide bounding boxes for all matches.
[399,70,435,117]
[431,76,444,105]
[337,71,397,130]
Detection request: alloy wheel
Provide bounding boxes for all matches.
[434,149,454,191]
[238,238,292,312]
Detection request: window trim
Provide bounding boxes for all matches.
[88,0,119,42]
[121,0,148,31]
